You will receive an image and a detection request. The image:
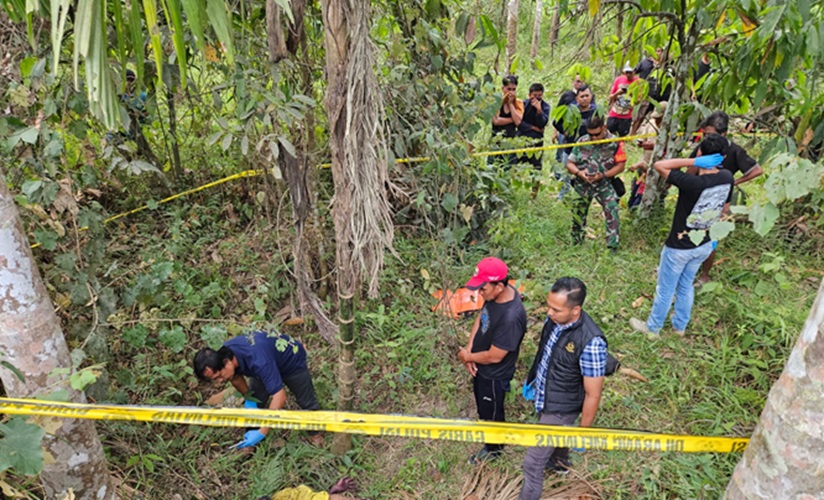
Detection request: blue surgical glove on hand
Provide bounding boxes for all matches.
[522,381,535,401]
[235,429,266,449]
[243,399,259,409]
[694,153,723,169]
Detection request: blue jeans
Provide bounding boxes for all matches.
[647,242,714,333]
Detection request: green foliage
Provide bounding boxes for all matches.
[0,417,45,476]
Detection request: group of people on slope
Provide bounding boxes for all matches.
[457,128,739,498]
[191,134,732,495]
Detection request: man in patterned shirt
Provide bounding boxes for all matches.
[566,114,626,251]
[194,330,322,449]
[519,278,610,500]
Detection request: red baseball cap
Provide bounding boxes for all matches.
[465,257,508,290]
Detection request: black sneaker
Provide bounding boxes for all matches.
[467,447,499,465]
[546,457,572,474]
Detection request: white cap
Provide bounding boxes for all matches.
[623,63,634,73]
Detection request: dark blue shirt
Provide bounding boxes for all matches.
[519,99,550,139]
[224,331,307,395]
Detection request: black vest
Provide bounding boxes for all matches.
[527,312,607,414]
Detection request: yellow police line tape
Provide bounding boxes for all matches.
[27,129,767,249]
[29,169,262,249]
[0,398,749,453]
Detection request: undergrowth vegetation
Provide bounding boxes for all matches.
[13,162,818,498]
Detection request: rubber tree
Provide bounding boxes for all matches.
[530,0,543,65]
[0,172,115,499]
[322,0,394,454]
[725,278,824,498]
[505,0,520,71]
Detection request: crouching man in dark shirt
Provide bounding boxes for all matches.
[519,277,613,500]
[194,330,322,448]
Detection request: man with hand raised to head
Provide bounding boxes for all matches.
[458,257,527,465]
[631,133,734,338]
[194,330,322,449]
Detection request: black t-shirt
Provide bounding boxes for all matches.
[492,105,517,138]
[665,170,734,249]
[471,286,527,381]
[635,57,655,80]
[689,139,758,177]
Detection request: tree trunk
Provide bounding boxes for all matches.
[322,0,393,454]
[266,0,289,64]
[638,22,696,216]
[505,0,520,72]
[0,171,115,499]
[725,278,824,498]
[530,0,542,66]
[166,90,183,180]
[549,1,561,49]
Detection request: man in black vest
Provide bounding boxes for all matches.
[519,278,608,500]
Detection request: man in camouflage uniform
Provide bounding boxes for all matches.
[565,114,627,251]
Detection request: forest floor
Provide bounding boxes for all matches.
[48,151,822,499]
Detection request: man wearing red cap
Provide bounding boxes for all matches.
[458,257,527,464]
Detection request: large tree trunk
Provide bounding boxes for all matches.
[530,0,543,66]
[322,0,394,454]
[0,172,115,499]
[505,0,520,71]
[725,278,824,498]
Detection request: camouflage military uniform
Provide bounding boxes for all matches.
[568,133,627,249]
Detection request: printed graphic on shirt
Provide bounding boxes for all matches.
[686,184,731,230]
[480,307,490,335]
[268,331,300,355]
[612,95,632,115]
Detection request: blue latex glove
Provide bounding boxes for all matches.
[243,399,259,409]
[694,153,723,169]
[522,381,535,401]
[572,446,587,453]
[235,429,266,449]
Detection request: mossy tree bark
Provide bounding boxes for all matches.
[0,171,115,499]
[724,278,824,499]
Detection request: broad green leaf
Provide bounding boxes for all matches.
[143,0,164,88]
[159,326,187,353]
[72,0,95,88]
[180,0,206,52]
[207,131,223,146]
[162,0,188,86]
[749,202,780,236]
[709,220,735,241]
[441,192,458,212]
[206,0,235,65]
[277,135,296,157]
[69,369,97,390]
[199,324,227,350]
[221,133,233,150]
[110,0,128,76]
[128,3,145,92]
[0,417,45,475]
[8,126,38,146]
[687,229,706,246]
[240,134,249,155]
[763,171,786,205]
